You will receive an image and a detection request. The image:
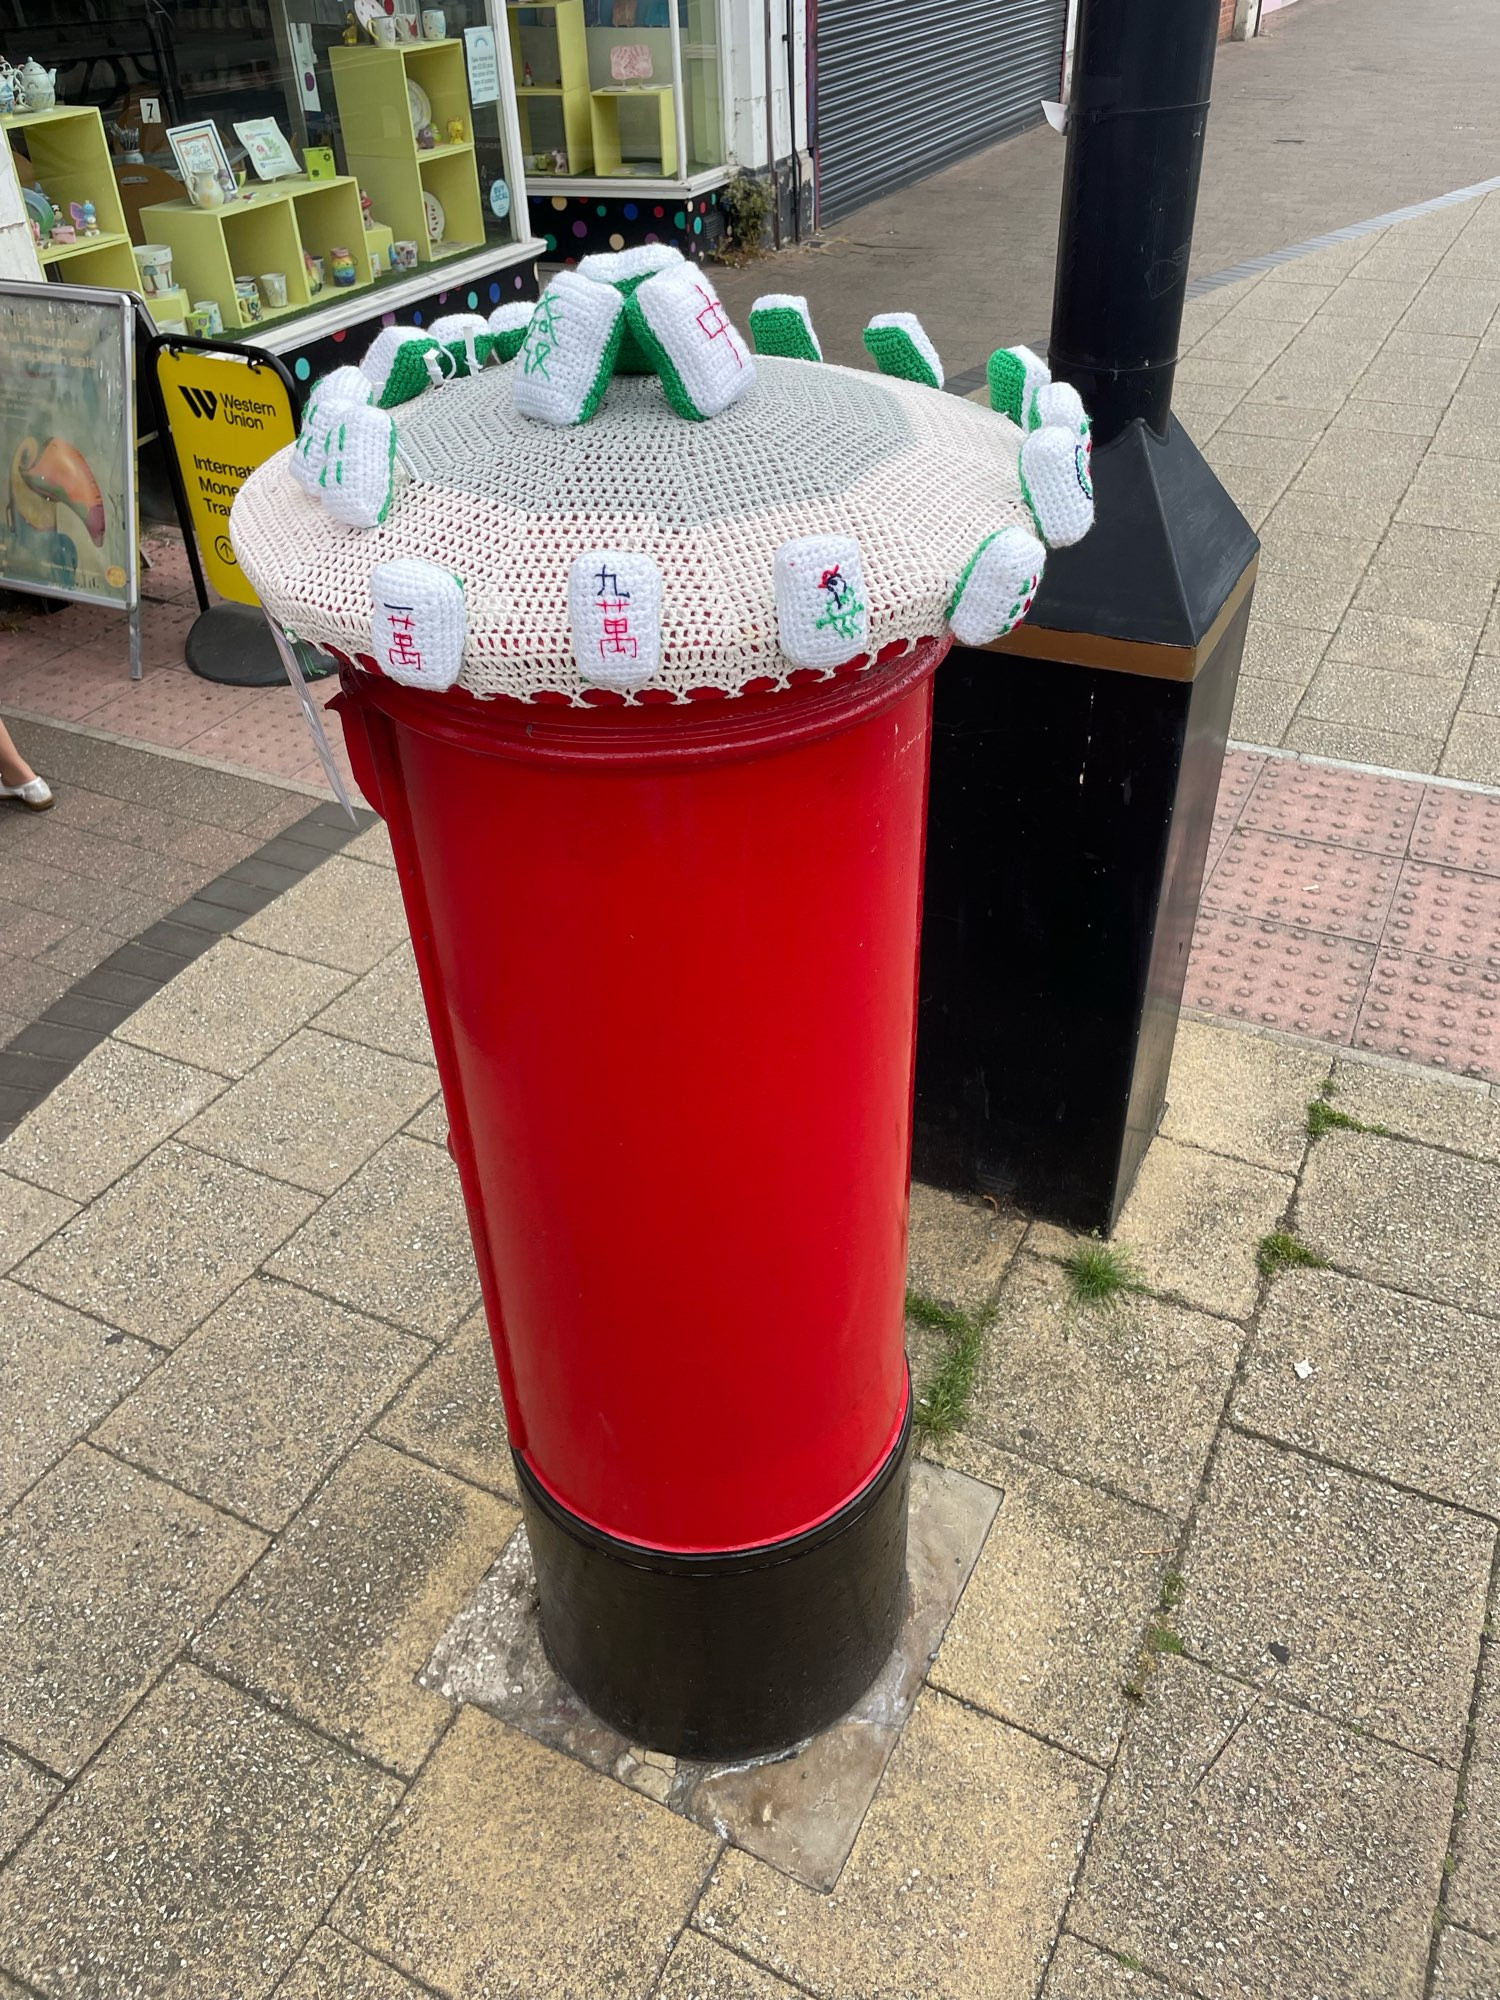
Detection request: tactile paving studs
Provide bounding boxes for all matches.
[1410,785,1500,873]
[947,525,1045,647]
[1205,828,1400,944]
[862,312,943,390]
[568,550,663,692]
[1186,909,1374,1041]
[1243,759,1423,857]
[370,559,467,691]
[1385,861,1500,966]
[774,536,869,669]
[629,264,755,421]
[749,293,822,362]
[1355,949,1500,1079]
[514,271,625,427]
[1019,425,1094,547]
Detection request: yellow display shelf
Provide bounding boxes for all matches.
[508,0,593,175]
[589,85,678,179]
[331,40,486,264]
[140,174,370,332]
[4,105,140,292]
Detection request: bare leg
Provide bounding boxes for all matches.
[0,720,37,790]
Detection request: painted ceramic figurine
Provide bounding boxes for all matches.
[343,12,360,41]
[416,122,437,150]
[446,117,464,144]
[360,186,375,227]
[329,245,359,286]
[69,200,99,237]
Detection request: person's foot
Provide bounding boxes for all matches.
[0,775,53,811]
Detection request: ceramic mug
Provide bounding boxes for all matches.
[258,270,288,309]
[185,307,216,337]
[392,238,420,269]
[371,17,398,44]
[233,276,262,323]
[305,253,325,294]
[421,9,445,37]
[135,243,173,297]
[191,298,224,335]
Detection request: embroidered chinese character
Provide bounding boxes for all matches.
[693,284,742,369]
[524,293,562,380]
[384,604,425,673]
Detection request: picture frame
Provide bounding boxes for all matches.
[165,119,236,200]
[233,117,302,181]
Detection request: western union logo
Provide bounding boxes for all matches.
[180,385,219,420]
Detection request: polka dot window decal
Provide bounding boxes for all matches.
[294,356,311,380]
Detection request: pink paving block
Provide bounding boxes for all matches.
[1204,826,1402,942]
[1410,785,1500,876]
[186,706,330,779]
[1355,948,1500,1080]
[1211,747,1266,842]
[1386,859,1500,966]
[84,671,266,750]
[1,655,124,722]
[1186,909,1374,1041]
[0,620,77,670]
[1241,755,1424,857]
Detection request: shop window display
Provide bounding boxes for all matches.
[2,0,529,339]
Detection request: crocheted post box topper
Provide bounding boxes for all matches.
[230,247,1095,705]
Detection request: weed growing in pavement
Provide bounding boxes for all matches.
[1159,1569,1185,1611]
[1256,1231,1329,1278]
[1061,1240,1142,1309]
[908,1291,991,1445]
[1148,1624,1184,1656]
[1306,1081,1388,1139]
[1109,1953,1148,1974]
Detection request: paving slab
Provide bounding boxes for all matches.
[314,944,435,1065]
[1160,1018,1328,1173]
[0,1748,61,1865]
[1329,1055,1500,1159]
[196,1438,515,1774]
[374,1304,516,1499]
[1072,1654,1456,2000]
[404,1095,449,1146]
[699,1688,1099,2000]
[0,1446,262,1776]
[0,1173,75,1275]
[332,1704,715,1998]
[14,1141,319,1346]
[1179,1429,1491,1763]
[235,856,409,974]
[0,1664,401,2000]
[1441,713,1500,787]
[114,937,351,1078]
[1238,1267,1500,1516]
[1041,1936,1175,2000]
[1110,1136,1291,1320]
[1432,1926,1500,1999]
[277,1928,432,2000]
[0,1041,225,1203]
[959,1253,1239,1516]
[656,1932,805,1999]
[931,1451,1173,1764]
[0,1285,155,1513]
[265,1134,480,1339]
[1448,1648,1500,1939]
[98,1275,427,1530]
[906,1181,1026,1316]
[180,1028,436,1195]
[1296,1128,1500,1314]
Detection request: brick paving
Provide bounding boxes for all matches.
[2,853,1499,1996]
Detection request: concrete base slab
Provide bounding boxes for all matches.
[422,1459,998,1890]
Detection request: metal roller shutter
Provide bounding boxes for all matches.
[815,0,1068,224]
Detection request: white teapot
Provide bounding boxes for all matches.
[18,61,57,111]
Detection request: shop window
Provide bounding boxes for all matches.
[4,0,527,337]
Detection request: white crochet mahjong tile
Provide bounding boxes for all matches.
[513,271,624,426]
[370,559,467,690]
[568,550,663,692]
[295,403,399,529]
[633,265,755,420]
[948,524,1045,647]
[774,535,870,669]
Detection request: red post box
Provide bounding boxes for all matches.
[231,249,1084,1756]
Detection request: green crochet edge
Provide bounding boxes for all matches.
[947,529,1038,637]
[750,304,821,363]
[863,324,939,390]
[489,321,530,364]
[377,332,499,410]
[578,302,628,423]
[1016,459,1045,545]
[624,290,707,420]
[610,272,658,375]
[987,348,1029,425]
[373,415,399,526]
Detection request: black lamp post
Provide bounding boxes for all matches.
[913,0,1260,1233]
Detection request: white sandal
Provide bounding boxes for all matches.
[0,776,53,811]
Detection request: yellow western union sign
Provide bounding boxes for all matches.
[155,346,297,606]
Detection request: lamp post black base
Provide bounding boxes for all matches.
[514,1395,912,1762]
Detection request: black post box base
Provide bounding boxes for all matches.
[514,1394,912,1761]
